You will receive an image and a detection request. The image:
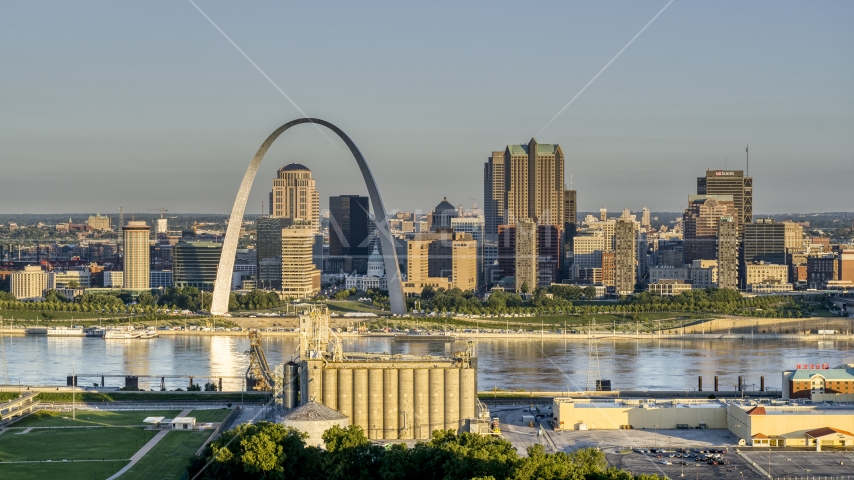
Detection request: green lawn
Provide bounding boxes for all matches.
[121,430,212,480]
[325,300,384,313]
[34,391,267,403]
[0,426,154,462]
[0,460,127,480]
[0,392,20,402]
[12,409,181,427]
[188,408,233,423]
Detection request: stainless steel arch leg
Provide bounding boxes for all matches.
[210,118,405,316]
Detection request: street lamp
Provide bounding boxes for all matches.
[653,425,658,450]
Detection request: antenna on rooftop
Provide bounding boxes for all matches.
[746,145,749,175]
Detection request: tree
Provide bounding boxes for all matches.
[192,422,319,480]
[519,282,529,294]
[322,425,381,480]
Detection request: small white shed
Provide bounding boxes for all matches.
[171,417,196,430]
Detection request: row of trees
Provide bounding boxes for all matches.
[190,423,664,480]
[0,286,285,315]
[405,285,805,318]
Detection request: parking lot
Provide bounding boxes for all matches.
[742,450,854,479]
[607,449,765,479]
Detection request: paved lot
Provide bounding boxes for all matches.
[742,450,854,479]
[607,450,765,480]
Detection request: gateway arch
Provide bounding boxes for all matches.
[210,118,406,316]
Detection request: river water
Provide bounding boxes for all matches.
[3,335,853,392]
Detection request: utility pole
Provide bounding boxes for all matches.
[72,361,76,421]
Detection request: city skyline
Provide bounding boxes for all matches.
[0,2,851,214]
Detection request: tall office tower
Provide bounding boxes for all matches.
[717,217,739,289]
[402,231,477,295]
[614,219,637,295]
[622,208,631,219]
[173,241,222,291]
[270,163,320,231]
[697,170,752,233]
[742,219,804,265]
[641,207,651,229]
[563,190,577,250]
[122,221,150,289]
[683,195,736,264]
[537,224,561,287]
[280,222,321,299]
[452,216,485,286]
[514,219,538,292]
[599,207,607,222]
[256,217,293,290]
[497,224,516,279]
[637,231,649,285]
[329,195,370,273]
[573,233,605,279]
[503,138,564,226]
[483,151,505,237]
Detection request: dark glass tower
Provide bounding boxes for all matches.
[329,195,370,273]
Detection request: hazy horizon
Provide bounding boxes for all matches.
[1,1,851,215]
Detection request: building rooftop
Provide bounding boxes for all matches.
[280,163,310,171]
[791,367,854,381]
[281,401,348,421]
[806,427,854,438]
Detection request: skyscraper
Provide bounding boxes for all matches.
[641,207,650,229]
[256,217,293,290]
[173,241,222,291]
[717,217,739,289]
[329,195,370,273]
[742,219,803,265]
[614,219,637,296]
[683,195,736,264]
[483,151,505,237]
[503,138,565,227]
[497,224,516,280]
[697,170,752,233]
[123,221,150,289]
[270,163,320,231]
[563,189,577,250]
[280,222,321,299]
[515,219,538,292]
[537,224,561,287]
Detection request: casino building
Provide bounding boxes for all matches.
[783,364,854,400]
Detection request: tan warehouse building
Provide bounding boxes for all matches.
[554,395,854,448]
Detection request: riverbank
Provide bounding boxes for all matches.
[4,326,854,341]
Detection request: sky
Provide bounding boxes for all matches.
[0,1,852,216]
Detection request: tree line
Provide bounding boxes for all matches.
[405,285,807,318]
[189,423,664,480]
[0,286,285,314]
